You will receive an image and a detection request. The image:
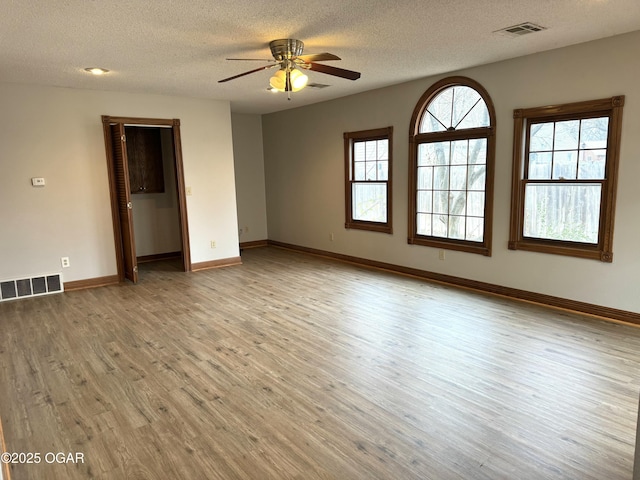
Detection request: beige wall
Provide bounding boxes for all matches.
[231,113,268,243]
[0,84,239,283]
[262,30,640,314]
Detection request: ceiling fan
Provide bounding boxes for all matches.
[218,39,361,98]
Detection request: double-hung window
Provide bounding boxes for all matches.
[509,96,624,262]
[344,127,393,233]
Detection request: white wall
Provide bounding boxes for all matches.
[262,30,640,314]
[231,113,268,243]
[131,128,182,257]
[0,84,239,283]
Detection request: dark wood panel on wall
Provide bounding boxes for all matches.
[125,126,165,194]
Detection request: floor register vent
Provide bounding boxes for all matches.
[0,273,63,302]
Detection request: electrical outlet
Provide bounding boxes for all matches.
[61,257,70,268]
[438,250,445,261]
[330,233,334,241]
[186,186,192,196]
[210,241,216,248]
[244,226,249,233]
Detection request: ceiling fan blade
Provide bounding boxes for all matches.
[225,58,276,62]
[308,62,361,81]
[218,64,277,83]
[297,53,341,62]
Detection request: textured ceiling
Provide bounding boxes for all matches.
[1,0,639,114]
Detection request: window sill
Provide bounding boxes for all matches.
[345,222,392,234]
[508,240,612,262]
[408,236,491,256]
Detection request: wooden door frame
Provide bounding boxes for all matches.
[102,116,192,281]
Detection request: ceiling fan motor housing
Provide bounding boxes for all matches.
[270,39,304,61]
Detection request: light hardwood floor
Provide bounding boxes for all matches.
[0,246,639,479]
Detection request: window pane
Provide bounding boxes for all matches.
[377,160,388,181]
[423,89,453,132]
[552,151,578,180]
[417,166,433,189]
[528,152,552,180]
[433,214,448,237]
[523,183,602,243]
[417,213,432,235]
[467,191,485,217]
[354,142,365,161]
[451,140,468,165]
[450,165,467,190]
[468,165,486,190]
[352,183,387,222]
[433,191,449,214]
[468,138,487,164]
[365,161,377,180]
[365,141,377,160]
[580,117,609,149]
[554,120,580,150]
[466,216,484,242]
[457,101,490,130]
[377,140,389,160]
[452,86,489,129]
[417,191,432,213]
[530,122,554,152]
[449,215,465,240]
[433,166,449,190]
[578,150,606,179]
[418,142,449,166]
[420,111,447,133]
[449,191,466,216]
[354,161,365,181]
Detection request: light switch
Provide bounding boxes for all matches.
[31,177,45,187]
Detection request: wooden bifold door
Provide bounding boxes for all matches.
[102,116,191,283]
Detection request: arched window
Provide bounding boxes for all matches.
[408,76,496,256]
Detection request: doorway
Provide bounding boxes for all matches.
[102,116,191,283]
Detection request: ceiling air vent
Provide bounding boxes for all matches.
[494,22,547,37]
[307,83,331,89]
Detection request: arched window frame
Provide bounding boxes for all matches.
[408,76,496,256]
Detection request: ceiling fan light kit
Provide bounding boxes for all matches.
[219,38,360,100]
[84,67,109,75]
[269,64,309,93]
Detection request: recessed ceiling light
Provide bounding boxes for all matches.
[84,67,109,75]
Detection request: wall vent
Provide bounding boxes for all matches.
[494,22,547,37]
[0,273,64,302]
